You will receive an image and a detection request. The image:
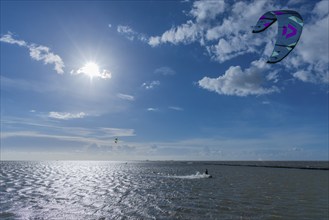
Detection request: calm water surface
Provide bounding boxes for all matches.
[0,161,328,219]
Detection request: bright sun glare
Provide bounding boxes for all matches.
[82,62,100,79]
[75,61,111,80]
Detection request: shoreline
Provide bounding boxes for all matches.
[203,162,329,170]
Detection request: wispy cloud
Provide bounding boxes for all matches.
[154,66,176,76]
[117,93,135,101]
[292,70,315,83]
[0,32,65,74]
[169,106,184,111]
[1,131,109,149]
[0,32,27,46]
[198,59,279,96]
[1,116,327,160]
[148,20,201,47]
[48,112,86,120]
[147,1,225,47]
[100,128,135,137]
[147,108,159,112]
[142,80,160,89]
[117,25,148,42]
[190,0,226,23]
[1,117,136,147]
[1,75,52,93]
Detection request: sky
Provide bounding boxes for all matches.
[1,0,328,161]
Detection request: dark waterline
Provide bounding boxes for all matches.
[202,161,329,170]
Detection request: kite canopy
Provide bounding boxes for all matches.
[252,10,303,63]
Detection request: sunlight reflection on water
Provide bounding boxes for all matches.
[0,161,328,219]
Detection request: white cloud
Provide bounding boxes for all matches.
[117,25,135,40]
[312,0,328,18]
[115,0,278,69]
[283,1,329,84]
[147,108,159,112]
[147,0,328,86]
[266,70,280,83]
[292,70,317,83]
[29,44,65,74]
[71,62,111,79]
[147,0,274,59]
[142,80,160,89]
[117,93,135,101]
[116,0,274,59]
[204,1,276,62]
[190,0,226,22]
[198,59,279,96]
[48,112,86,120]
[116,1,328,86]
[100,127,135,137]
[148,37,161,47]
[0,32,27,46]
[169,106,184,111]
[148,0,225,47]
[154,66,176,76]
[0,33,65,74]
[149,20,201,47]
[206,0,328,84]
[287,0,307,6]
[117,25,148,42]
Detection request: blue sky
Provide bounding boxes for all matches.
[1,0,328,161]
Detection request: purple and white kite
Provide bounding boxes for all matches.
[252,10,303,64]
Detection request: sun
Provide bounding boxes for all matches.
[82,62,100,79]
[74,61,111,80]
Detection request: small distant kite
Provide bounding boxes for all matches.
[114,137,118,144]
[252,10,303,63]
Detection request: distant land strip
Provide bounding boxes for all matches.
[203,163,329,170]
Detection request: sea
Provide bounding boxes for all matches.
[0,161,328,220]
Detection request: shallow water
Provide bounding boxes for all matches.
[0,161,328,219]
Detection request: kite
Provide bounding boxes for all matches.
[252,10,303,63]
[114,137,118,144]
